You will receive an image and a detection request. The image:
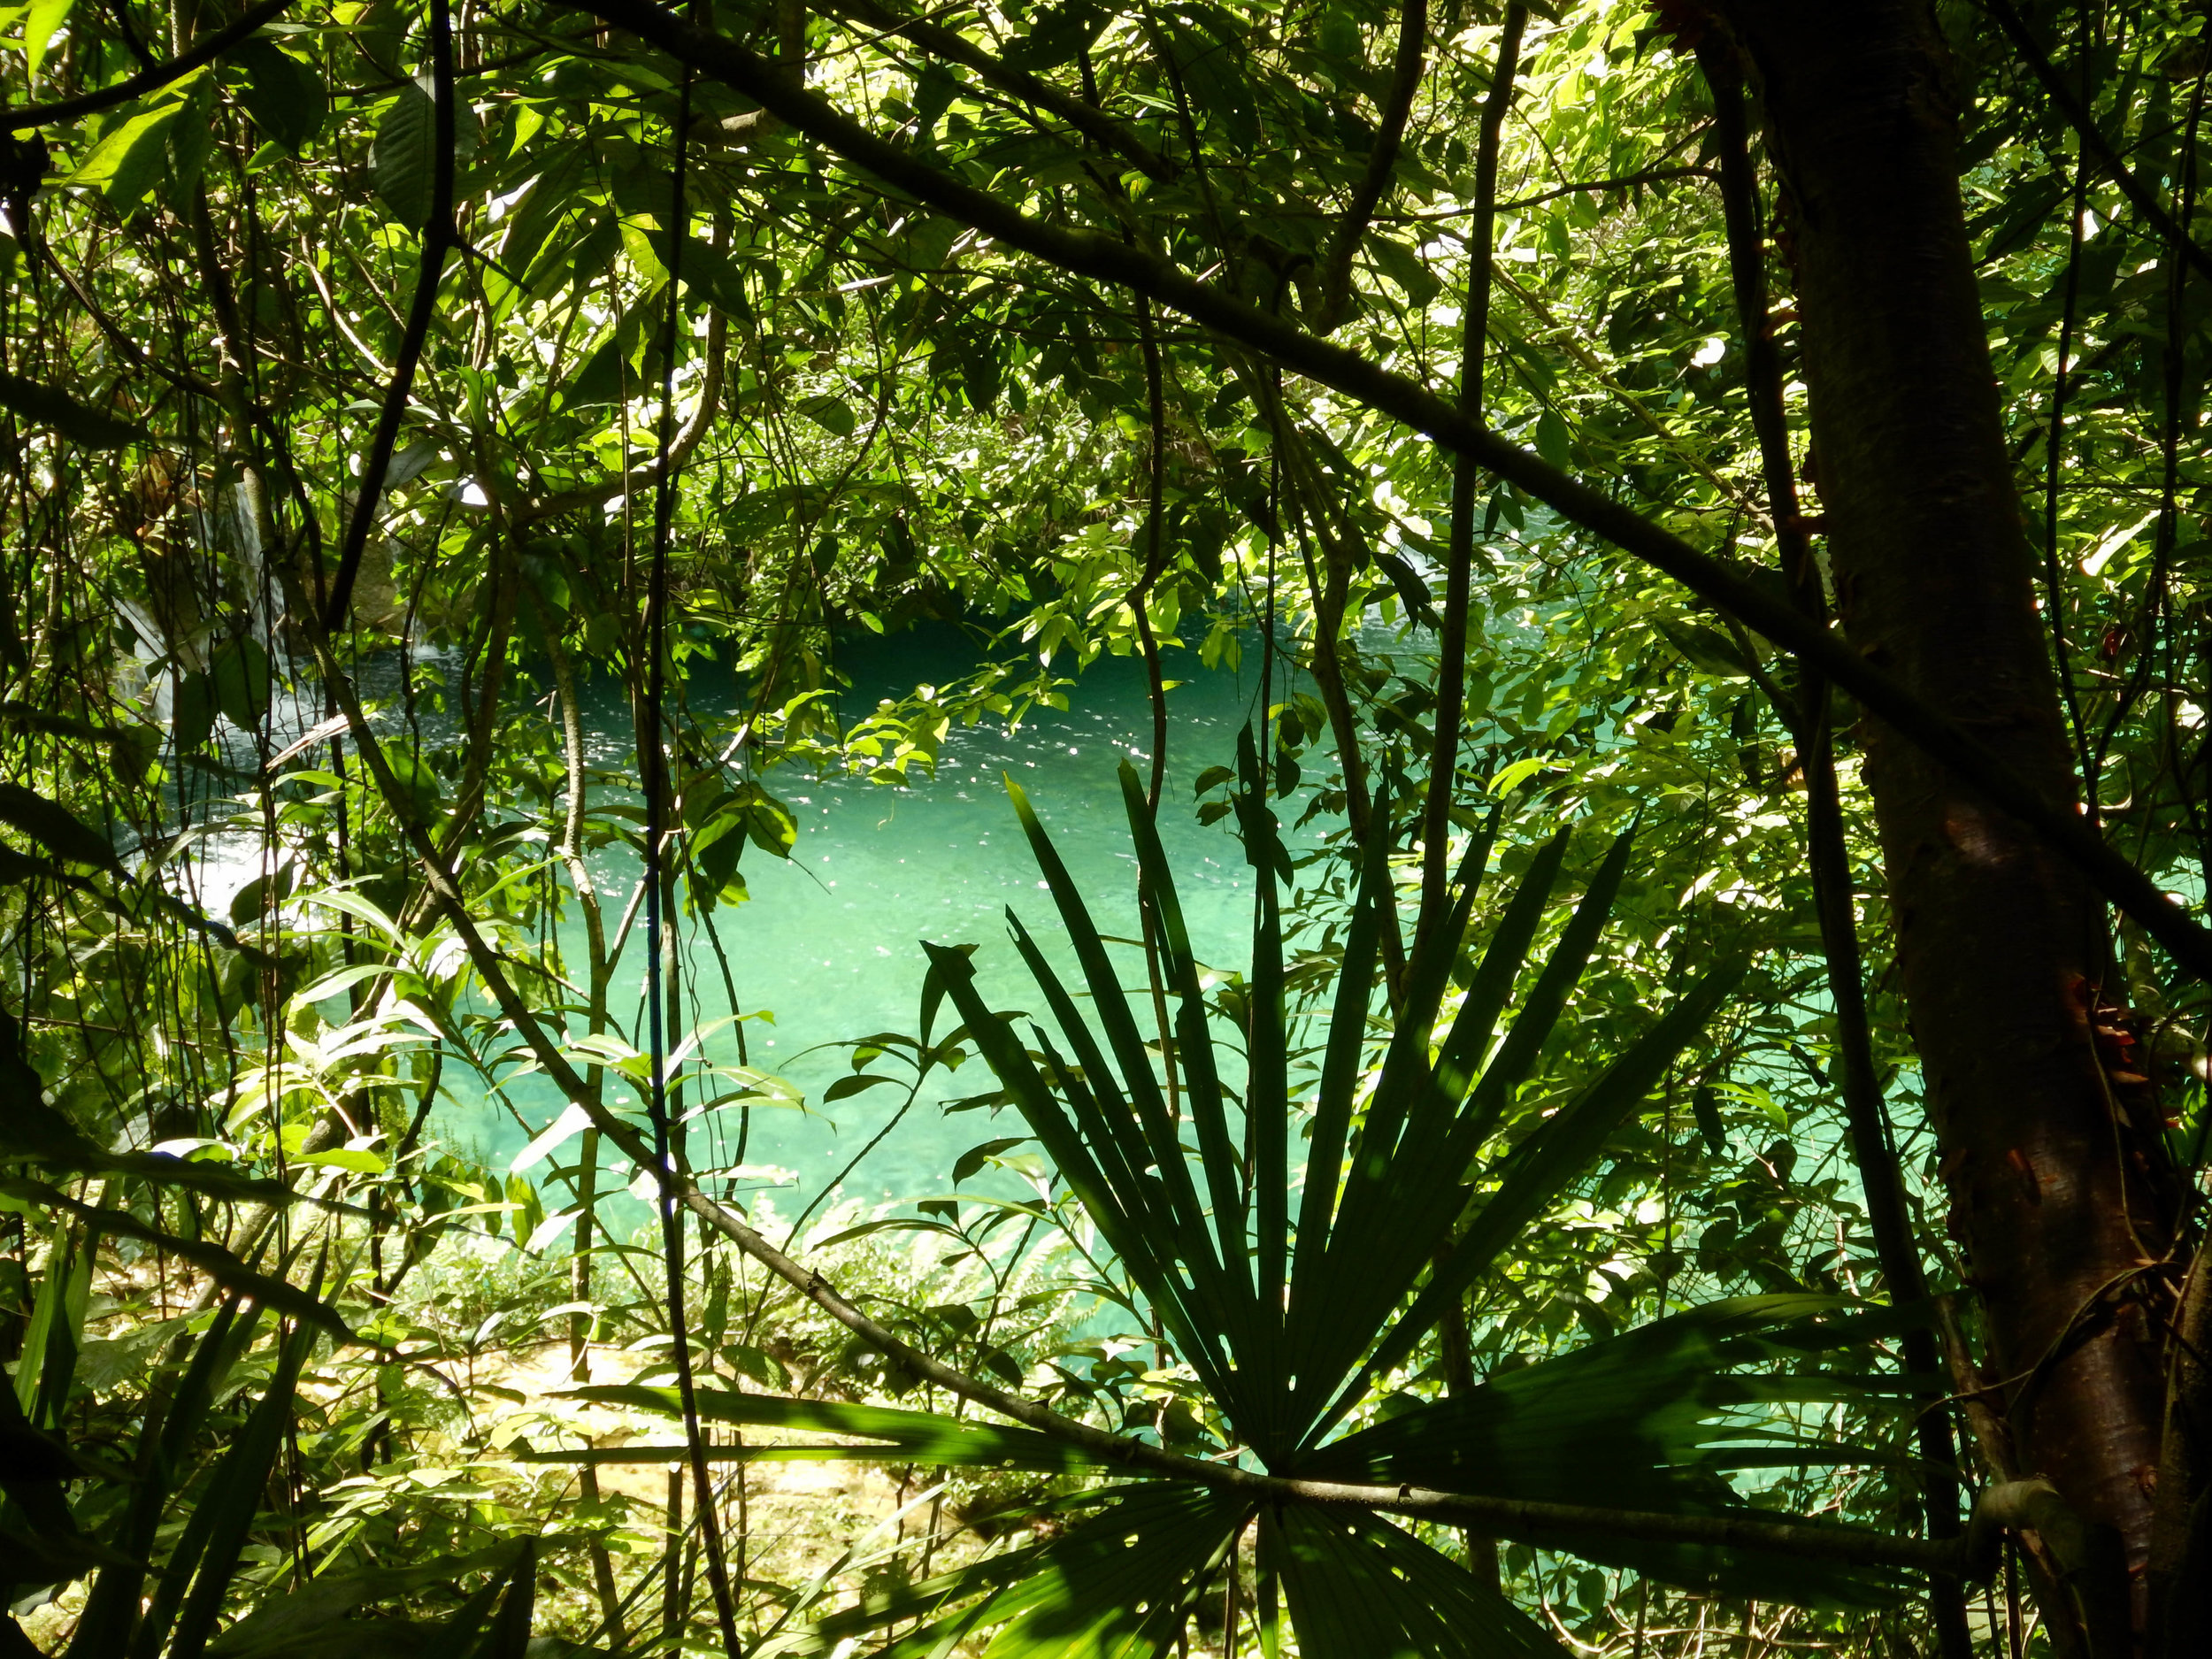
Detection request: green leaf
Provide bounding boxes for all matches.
[1534,407,1572,469]
[1310,953,1750,1442]
[301,1148,386,1174]
[564,326,632,410]
[1272,1506,1567,1659]
[211,634,273,731]
[477,1540,536,1659]
[1299,1297,1918,1607]
[1004,0,1107,70]
[964,1485,1243,1655]
[798,394,856,437]
[0,371,146,449]
[797,1485,1244,1657]
[373,78,437,229]
[675,233,751,317]
[0,1371,112,1595]
[65,98,183,207]
[733,780,796,856]
[15,1220,90,1427]
[555,1386,1110,1473]
[952,1135,1023,1182]
[381,748,444,821]
[231,38,327,151]
[23,0,72,82]
[1655,618,1754,678]
[1694,1082,1729,1154]
[173,668,216,750]
[73,1296,265,1659]
[201,1545,518,1659]
[1368,235,1442,308]
[149,1315,318,1659]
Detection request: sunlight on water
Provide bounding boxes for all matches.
[519,629,1330,1219]
[176,626,1346,1225]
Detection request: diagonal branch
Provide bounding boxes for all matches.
[819,0,1172,180]
[1314,0,1429,334]
[569,0,2212,986]
[3,0,293,131]
[323,0,459,630]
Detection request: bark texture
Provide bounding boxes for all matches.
[1709,1,2179,1640]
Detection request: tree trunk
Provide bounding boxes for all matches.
[1704,3,2181,1647]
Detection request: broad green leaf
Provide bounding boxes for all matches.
[477,1540,536,1659]
[799,394,856,436]
[16,1219,89,1426]
[65,98,182,206]
[72,1296,262,1659]
[23,0,70,82]
[149,1315,318,1659]
[1655,618,1755,678]
[211,634,273,731]
[232,37,328,151]
[0,782,120,873]
[373,78,438,229]
[203,1544,519,1659]
[1312,952,1748,1437]
[1533,406,1571,468]
[793,1486,1245,1658]
[930,932,1239,1413]
[1300,1297,1919,1607]
[1004,0,1108,70]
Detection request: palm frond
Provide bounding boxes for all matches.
[1270,1507,1569,1659]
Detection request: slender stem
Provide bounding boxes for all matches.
[1416,4,1523,958]
[323,0,457,631]
[641,61,743,1659]
[1316,0,1429,332]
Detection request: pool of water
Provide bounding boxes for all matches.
[420,623,1340,1230]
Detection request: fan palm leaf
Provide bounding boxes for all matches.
[694,765,1921,1653]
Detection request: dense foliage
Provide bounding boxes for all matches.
[2,0,2208,1655]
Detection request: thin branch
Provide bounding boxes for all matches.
[818,0,1173,179]
[1316,0,1428,333]
[1417,3,1521,948]
[323,0,459,630]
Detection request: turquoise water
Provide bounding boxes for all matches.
[465,626,1334,1226]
